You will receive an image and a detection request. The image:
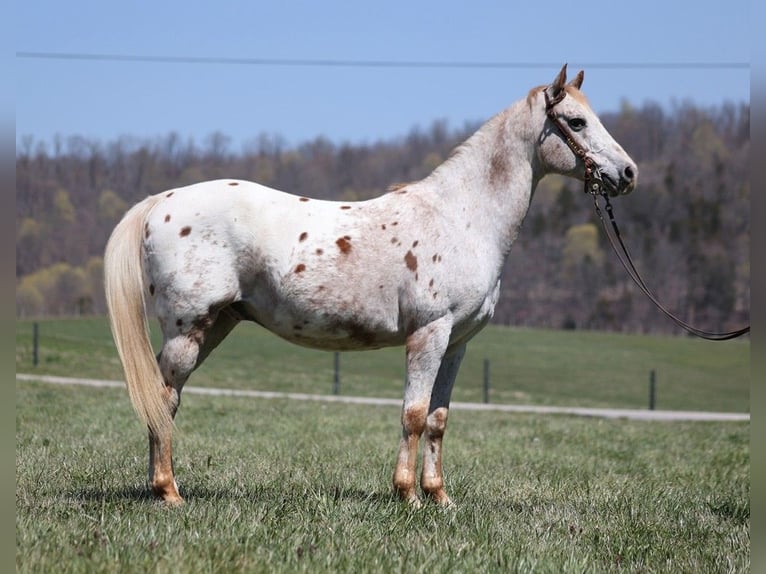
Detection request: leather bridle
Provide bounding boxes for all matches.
[544,90,750,341]
[544,88,607,196]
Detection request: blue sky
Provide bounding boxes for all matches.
[16,0,750,150]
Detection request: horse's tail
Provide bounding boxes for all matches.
[104,195,173,436]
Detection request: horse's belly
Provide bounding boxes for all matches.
[235,300,405,352]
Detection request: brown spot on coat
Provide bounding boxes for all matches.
[299,197,310,202]
[489,120,511,186]
[295,263,306,273]
[164,214,171,223]
[166,192,174,198]
[381,224,387,230]
[180,226,192,237]
[490,151,510,185]
[316,248,324,256]
[228,181,239,186]
[299,232,308,242]
[340,205,352,210]
[429,279,434,287]
[404,250,418,272]
[412,240,419,248]
[336,237,352,254]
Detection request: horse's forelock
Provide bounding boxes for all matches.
[564,85,590,107]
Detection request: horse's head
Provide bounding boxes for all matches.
[535,64,637,196]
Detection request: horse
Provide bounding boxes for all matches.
[104,64,637,507]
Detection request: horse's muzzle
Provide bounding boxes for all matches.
[602,164,638,196]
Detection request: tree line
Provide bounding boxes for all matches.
[16,100,750,335]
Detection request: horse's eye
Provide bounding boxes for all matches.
[568,118,586,131]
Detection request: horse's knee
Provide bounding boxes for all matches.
[401,402,428,435]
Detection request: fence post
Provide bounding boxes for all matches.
[649,369,656,410]
[33,322,39,367]
[483,358,490,403]
[333,352,340,395]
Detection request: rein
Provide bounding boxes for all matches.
[544,90,750,341]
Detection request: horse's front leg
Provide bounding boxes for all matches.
[420,343,466,507]
[392,318,452,507]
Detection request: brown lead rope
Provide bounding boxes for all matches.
[544,88,749,341]
[592,192,750,341]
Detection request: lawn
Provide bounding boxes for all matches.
[16,380,749,573]
[16,318,750,572]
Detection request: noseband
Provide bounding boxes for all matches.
[544,89,606,196]
[543,88,750,341]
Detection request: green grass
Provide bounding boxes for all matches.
[16,379,749,573]
[16,318,750,571]
[16,317,750,412]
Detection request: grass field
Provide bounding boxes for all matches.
[16,318,750,572]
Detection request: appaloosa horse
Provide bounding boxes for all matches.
[104,64,637,507]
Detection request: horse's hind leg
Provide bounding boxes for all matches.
[149,308,239,503]
[420,343,465,507]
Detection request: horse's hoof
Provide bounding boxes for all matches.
[163,494,185,506]
[151,481,184,506]
[396,490,422,508]
[424,488,453,508]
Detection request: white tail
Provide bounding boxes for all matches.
[104,196,173,436]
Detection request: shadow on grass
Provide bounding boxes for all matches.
[64,485,156,504]
[66,482,399,506]
[183,482,398,505]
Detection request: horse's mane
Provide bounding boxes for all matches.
[526,86,545,108]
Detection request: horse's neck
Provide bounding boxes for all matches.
[423,99,540,256]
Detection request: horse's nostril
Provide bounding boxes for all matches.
[624,165,635,181]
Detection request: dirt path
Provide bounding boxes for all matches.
[16,373,749,422]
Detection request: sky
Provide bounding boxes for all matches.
[15,0,750,151]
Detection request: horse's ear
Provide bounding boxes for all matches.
[568,70,584,90]
[547,63,568,101]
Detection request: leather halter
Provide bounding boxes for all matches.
[543,88,750,341]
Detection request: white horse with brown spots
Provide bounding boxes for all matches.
[104,65,637,507]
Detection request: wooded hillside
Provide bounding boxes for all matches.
[16,100,749,335]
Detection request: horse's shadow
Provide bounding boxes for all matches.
[66,483,397,506]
